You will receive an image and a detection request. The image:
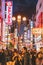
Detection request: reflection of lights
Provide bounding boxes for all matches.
[22,17,27,21]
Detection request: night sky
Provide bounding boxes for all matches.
[11,0,38,35]
[13,0,38,18]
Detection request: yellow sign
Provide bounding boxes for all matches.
[32,28,43,35]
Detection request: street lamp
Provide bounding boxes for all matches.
[17,15,21,50]
[12,15,21,50]
[12,15,27,50]
[17,15,21,23]
[22,17,27,26]
[12,16,16,21]
[22,17,27,22]
[17,15,21,33]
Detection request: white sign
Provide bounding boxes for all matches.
[28,30,30,39]
[6,1,12,25]
[30,21,33,28]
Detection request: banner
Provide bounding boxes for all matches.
[35,12,43,28]
[6,1,12,25]
[0,17,2,40]
[0,22,1,36]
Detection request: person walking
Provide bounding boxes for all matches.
[21,47,30,65]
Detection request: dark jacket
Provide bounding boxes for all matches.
[0,52,3,63]
[24,52,30,65]
[31,52,36,65]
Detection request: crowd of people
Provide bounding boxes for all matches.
[0,47,43,65]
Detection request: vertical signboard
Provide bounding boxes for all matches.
[42,12,43,28]
[27,30,30,39]
[35,12,43,28]
[0,17,2,40]
[38,12,42,28]
[6,1,12,25]
[2,0,5,20]
[0,21,1,36]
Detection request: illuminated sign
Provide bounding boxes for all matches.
[6,1,12,25]
[32,28,43,35]
[0,17,2,41]
[2,0,5,20]
[0,22,1,36]
[27,30,30,39]
[30,21,33,28]
[36,12,43,28]
[0,17,2,37]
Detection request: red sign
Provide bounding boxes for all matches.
[38,12,42,28]
[36,12,43,28]
[42,12,43,27]
[6,1,12,25]
[0,17,2,41]
[0,17,2,36]
[6,1,12,6]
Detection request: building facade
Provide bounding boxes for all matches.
[36,0,43,28]
[0,0,3,41]
[36,0,43,50]
[1,0,5,42]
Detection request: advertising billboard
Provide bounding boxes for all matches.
[2,0,5,20]
[0,17,2,40]
[35,12,43,28]
[27,30,30,39]
[0,21,1,37]
[32,28,43,35]
[6,1,12,25]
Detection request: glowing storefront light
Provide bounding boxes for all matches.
[32,28,43,35]
[24,27,28,42]
[6,1,12,25]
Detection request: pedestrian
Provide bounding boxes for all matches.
[31,48,36,65]
[36,51,43,65]
[21,47,30,65]
[12,49,21,65]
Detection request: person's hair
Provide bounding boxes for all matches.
[40,47,43,49]
[23,47,27,51]
[14,49,18,53]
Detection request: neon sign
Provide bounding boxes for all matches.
[6,1,12,25]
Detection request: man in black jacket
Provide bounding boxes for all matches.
[21,47,30,65]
